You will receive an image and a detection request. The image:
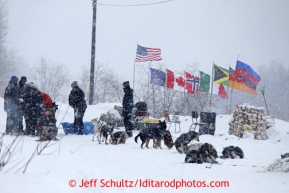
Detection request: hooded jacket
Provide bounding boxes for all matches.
[122,85,134,113]
[68,86,87,112]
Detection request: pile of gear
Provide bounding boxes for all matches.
[228,104,275,140]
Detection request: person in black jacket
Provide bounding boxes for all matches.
[4,76,20,135]
[23,82,43,136]
[69,81,87,135]
[122,81,134,137]
[18,76,27,133]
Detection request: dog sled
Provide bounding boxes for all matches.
[134,117,161,130]
[36,103,58,141]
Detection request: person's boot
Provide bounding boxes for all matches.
[77,130,83,135]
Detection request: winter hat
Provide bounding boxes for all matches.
[21,76,27,83]
[11,76,19,82]
[123,81,130,87]
[71,81,78,88]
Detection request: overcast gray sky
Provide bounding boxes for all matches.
[6,0,289,84]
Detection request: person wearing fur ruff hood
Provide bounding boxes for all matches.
[23,82,43,136]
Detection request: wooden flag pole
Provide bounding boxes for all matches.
[209,62,214,112]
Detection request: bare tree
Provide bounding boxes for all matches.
[31,57,70,101]
[79,61,123,104]
[0,0,20,94]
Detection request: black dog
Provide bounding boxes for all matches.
[110,131,129,145]
[185,143,218,163]
[157,130,174,149]
[199,143,218,163]
[135,120,167,149]
[221,146,244,159]
[175,131,199,154]
[99,123,114,145]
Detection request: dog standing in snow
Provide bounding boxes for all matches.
[91,117,114,144]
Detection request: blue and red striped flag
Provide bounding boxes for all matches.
[229,60,261,95]
[135,44,162,62]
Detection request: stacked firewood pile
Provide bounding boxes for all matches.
[228,104,275,140]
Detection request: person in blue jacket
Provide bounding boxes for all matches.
[4,76,20,135]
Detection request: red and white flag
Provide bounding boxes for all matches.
[135,44,162,62]
[212,83,228,99]
[185,72,200,94]
[166,69,185,91]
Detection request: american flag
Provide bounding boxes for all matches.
[135,44,162,62]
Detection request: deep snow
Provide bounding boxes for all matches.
[0,98,289,193]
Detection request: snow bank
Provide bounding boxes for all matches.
[264,158,289,173]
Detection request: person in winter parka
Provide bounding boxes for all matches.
[4,76,20,134]
[18,76,28,133]
[23,82,43,136]
[69,81,87,135]
[122,81,134,137]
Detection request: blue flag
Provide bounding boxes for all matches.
[150,68,166,86]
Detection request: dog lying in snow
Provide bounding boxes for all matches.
[174,131,199,154]
[110,131,130,145]
[185,143,218,163]
[91,117,114,144]
[220,146,244,159]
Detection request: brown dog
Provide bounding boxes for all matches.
[110,131,129,145]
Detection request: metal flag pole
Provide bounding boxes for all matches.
[229,55,239,114]
[133,43,138,90]
[260,87,270,115]
[226,64,231,114]
[183,71,186,116]
[164,69,167,113]
[133,60,136,90]
[209,62,214,112]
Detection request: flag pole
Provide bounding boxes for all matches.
[133,60,136,90]
[209,62,214,112]
[226,64,231,114]
[147,62,151,110]
[164,69,167,113]
[229,55,239,114]
[133,43,138,90]
[183,71,186,116]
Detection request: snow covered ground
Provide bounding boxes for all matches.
[0,97,289,193]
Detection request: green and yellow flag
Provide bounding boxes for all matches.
[214,64,229,86]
